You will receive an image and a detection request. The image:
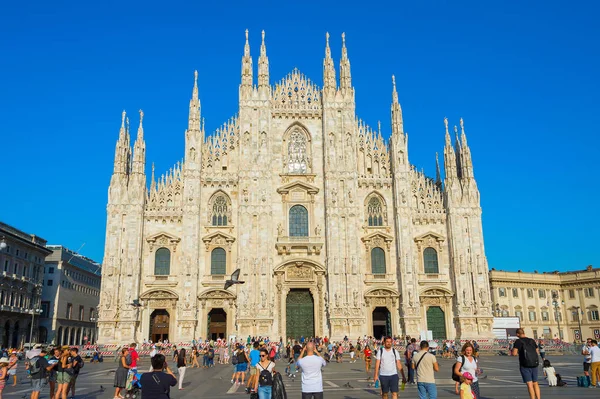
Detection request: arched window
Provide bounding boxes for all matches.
[423,247,439,274]
[367,196,384,226]
[289,205,309,237]
[211,195,228,226]
[288,131,308,173]
[371,247,386,274]
[211,248,226,275]
[154,248,171,275]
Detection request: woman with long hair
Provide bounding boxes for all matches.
[55,347,73,399]
[0,357,8,399]
[113,348,130,399]
[454,342,480,397]
[177,348,187,390]
[191,346,200,368]
[254,348,275,399]
[47,348,61,399]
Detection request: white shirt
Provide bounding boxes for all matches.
[590,346,600,363]
[583,345,592,363]
[297,355,326,393]
[376,347,400,376]
[456,355,478,382]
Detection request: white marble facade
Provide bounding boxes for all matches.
[97,31,494,344]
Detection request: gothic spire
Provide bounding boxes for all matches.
[443,117,458,180]
[258,30,270,89]
[188,70,201,132]
[132,109,146,175]
[323,32,336,92]
[241,29,253,89]
[391,75,404,136]
[436,152,441,185]
[150,162,156,192]
[339,32,352,92]
[459,118,474,179]
[113,110,130,175]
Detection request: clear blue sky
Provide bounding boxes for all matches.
[1,1,598,272]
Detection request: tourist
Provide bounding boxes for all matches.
[113,347,130,399]
[247,342,261,394]
[364,345,373,375]
[374,336,407,399]
[589,339,600,388]
[404,338,418,384]
[55,347,73,399]
[129,343,140,373]
[48,348,60,399]
[191,346,200,368]
[140,354,177,399]
[173,348,185,390]
[254,348,275,399]
[459,372,475,399]
[67,347,84,399]
[233,345,249,385]
[172,345,178,362]
[582,338,593,387]
[412,340,438,399]
[293,341,302,361]
[336,343,343,363]
[7,351,17,387]
[454,343,480,398]
[25,348,52,399]
[538,341,545,360]
[0,356,8,399]
[297,342,326,399]
[349,344,356,363]
[542,359,557,386]
[512,328,541,399]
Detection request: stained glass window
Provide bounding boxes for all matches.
[212,195,228,226]
[424,247,439,274]
[371,247,386,274]
[289,205,308,237]
[211,248,226,275]
[155,248,171,275]
[367,197,384,226]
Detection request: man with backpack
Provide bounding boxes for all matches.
[374,336,407,399]
[25,347,52,399]
[67,347,84,399]
[412,341,439,399]
[404,338,418,384]
[512,328,541,399]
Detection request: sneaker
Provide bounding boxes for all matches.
[588,385,595,388]
[230,379,234,384]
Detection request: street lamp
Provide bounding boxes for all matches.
[574,306,584,342]
[495,303,501,317]
[0,237,7,251]
[130,299,143,343]
[90,312,98,345]
[551,293,565,340]
[29,308,43,344]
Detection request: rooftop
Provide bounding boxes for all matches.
[46,245,102,275]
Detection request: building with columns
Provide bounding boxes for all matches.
[0,222,51,347]
[490,266,600,342]
[98,30,494,344]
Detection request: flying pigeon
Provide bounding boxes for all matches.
[224,268,245,290]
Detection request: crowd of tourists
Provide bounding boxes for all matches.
[2,332,599,399]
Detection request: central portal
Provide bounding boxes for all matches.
[372,307,391,338]
[150,309,170,342]
[286,289,314,340]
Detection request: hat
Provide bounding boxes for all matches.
[34,344,42,349]
[11,351,16,354]
[0,357,8,363]
[462,372,474,381]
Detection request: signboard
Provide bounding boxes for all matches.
[594,329,600,340]
[493,317,520,329]
[574,330,581,341]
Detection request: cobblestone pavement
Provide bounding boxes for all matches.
[3,355,598,399]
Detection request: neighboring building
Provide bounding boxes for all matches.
[0,222,52,347]
[490,266,600,342]
[98,31,494,344]
[41,246,101,345]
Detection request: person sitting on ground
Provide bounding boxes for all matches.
[542,359,557,386]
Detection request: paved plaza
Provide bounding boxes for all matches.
[3,354,597,399]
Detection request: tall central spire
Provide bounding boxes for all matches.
[323,32,336,93]
[258,30,269,89]
[188,70,201,132]
[391,75,404,136]
[339,32,352,92]
[132,109,146,175]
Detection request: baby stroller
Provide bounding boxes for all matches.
[125,372,142,399]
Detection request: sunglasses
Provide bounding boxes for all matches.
[260,355,267,357]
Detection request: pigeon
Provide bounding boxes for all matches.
[344,382,354,389]
[224,268,245,290]
[100,385,105,392]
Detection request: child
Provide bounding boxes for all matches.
[285,356,296,379]
[460,372,476,399]
[542,359,557,386]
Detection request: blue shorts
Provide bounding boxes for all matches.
[236,363,248,372]
[379,374,399,393]
[519,366,538,383]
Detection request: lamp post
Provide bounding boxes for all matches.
[0,237,7,251]
[130,299,143,344]
[574,306,583,342]
[90,312,98,345]
[495,303,501,317]
[551,292,564,340]
[29,308,43,344]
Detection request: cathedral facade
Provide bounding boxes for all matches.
[97,31,494,344]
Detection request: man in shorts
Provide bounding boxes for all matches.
[374,336,407,399]
[512,328,541,399]
[26,349,52,399]
[68,347,84,399]
[246,342,261,394]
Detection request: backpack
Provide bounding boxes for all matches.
[258,362,273,386]
[231,352,239,365]
[451,355,466,382]
[208,349,214,359]
[577,375,590,387]
[269,348,276,358]
[28,357,41,375]
[74,357,84,370]
[379,347,398,361]
[520,338,539,368]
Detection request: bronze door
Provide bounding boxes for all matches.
[150,309,170,342]
[286,289,314,340]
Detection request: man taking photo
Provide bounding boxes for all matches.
[297,342,326,399]
[374,336,407,399]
